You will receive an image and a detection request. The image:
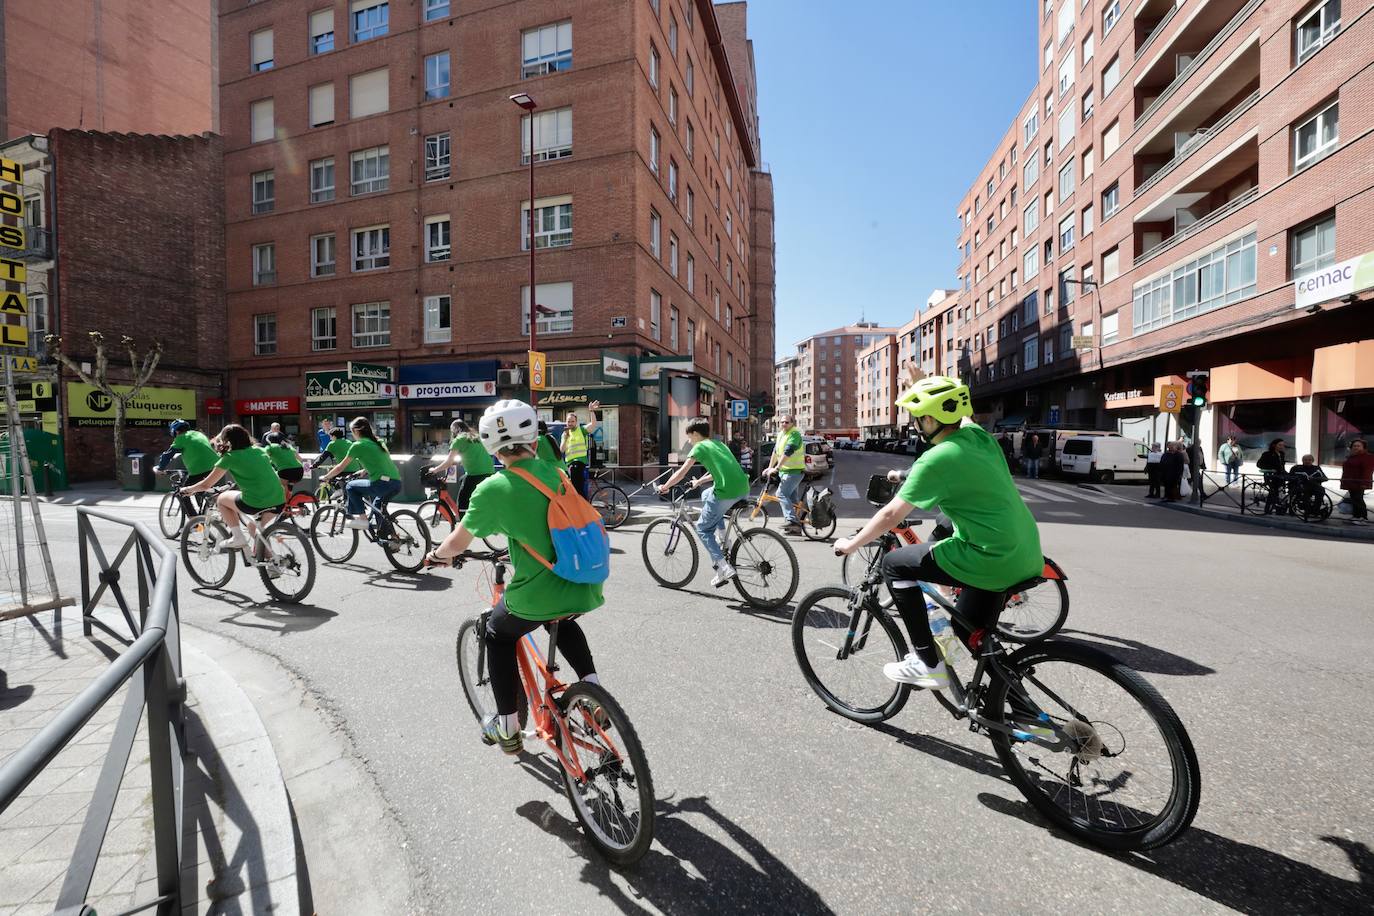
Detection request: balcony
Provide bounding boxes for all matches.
[1134,0,1262,130]
[1132,136,1258,267]
[0,226,52,261]
[1135,0,1180,57]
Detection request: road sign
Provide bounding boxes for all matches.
[1070,335,1095,350]
[528,350,548,391]
[729,399,749,420]
[610,316,628,328]
[1047,405,1061,425]
[1159,384,1184,413]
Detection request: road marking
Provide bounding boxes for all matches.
[1043,510,1084,517]
[1060,486,1120,505]
[1017,483,1073,503]
[839,483,860,500]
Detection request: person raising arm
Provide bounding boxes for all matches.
[559,400,602,498]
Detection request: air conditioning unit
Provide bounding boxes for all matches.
[497,368,523,387]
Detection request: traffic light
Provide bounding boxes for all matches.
[1187,374,1209,408]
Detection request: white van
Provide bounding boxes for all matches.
[1059,436,1149,482]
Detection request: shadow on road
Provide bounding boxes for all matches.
[866,718,1009,783]
[192,587,339,636]
[1055,629,1217,677]
[0,669,35,710]
[976,792,1373,913]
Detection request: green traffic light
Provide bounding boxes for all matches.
[1192,396,1205,407]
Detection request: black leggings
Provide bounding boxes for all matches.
[485,601,596,716]
[458,472,489,515]
[880,541,1003,669]
[567,461,589,499]
[177,470,211,518]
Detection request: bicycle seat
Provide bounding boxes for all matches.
[1002,575,1046,597]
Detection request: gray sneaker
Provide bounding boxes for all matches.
[481,715,523,754]
[710,562,738,588]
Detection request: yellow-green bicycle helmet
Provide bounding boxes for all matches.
[895,375,973,425]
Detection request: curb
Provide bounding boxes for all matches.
[1154,500,1374,542]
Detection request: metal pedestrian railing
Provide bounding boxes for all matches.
[0,507,186,916]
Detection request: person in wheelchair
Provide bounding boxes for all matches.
[1287,454,1327,515]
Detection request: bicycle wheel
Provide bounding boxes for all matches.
[729,528,799,609]
[791,586,911,722]
[180,516,235,589]
[418,499,455,535]
[840,540,884,586]
[258,520,316,603]
[987,640,1201,852]
[997,577,1069,642]
[556,681,656,866]
[1301,492,1334,523]
[591,484,631,530]
[729,499,772,529]
[310,504,359,563]
[1241,484,1269,515]
[802,511,837,541]
[455,616,528,729]
[158,492,186,540]
[641,518,698,588]
[383,509,431,573]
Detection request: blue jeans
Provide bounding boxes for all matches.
[696,487,739,566]
[1022,458,1039,479]
[346,477,401,517]
[1224,464,1240,485]
[777,472,803,523]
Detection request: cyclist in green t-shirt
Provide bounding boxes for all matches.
[423,399,602,754]
[318,417,402,529]
[180,424,287,549]
[156,419,220,517]
[656,417,750,587]
[428,419,495,516]
[834,375,1043,690]
[262,431,305,493]
[320,427,352,467]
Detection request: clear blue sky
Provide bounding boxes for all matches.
[748,0,1037,356]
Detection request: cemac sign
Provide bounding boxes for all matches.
[1295,250,1374,309]
[66,382,196,427]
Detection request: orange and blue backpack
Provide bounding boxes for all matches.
[505,466,611,584]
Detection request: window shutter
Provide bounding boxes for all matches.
[557,21,572,53]
[309,83,334,126]
[350,68,389,118]
[310,9,333,38]
[250,99,274,143]
[251,30,273,67]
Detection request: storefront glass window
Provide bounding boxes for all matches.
[1319,393,1374,465]
[1216,400,1296,457]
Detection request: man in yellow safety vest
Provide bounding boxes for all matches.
[559,399,602,498]
[762,414,806,534]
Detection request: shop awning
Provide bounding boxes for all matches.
[1211,360,1299,402]
[1312,339,1374,394]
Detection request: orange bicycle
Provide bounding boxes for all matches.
[453,549,655,865]
[417,469,507,551]
[729,476,837,540]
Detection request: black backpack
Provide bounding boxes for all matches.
[807,486,836,528]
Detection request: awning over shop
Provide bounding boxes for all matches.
[1312,339,1374,394]
[1211,360,1299,402]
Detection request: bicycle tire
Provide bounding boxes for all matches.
[310,504,360,563]
[591,484,631,530]
[556,681,656,866]
[802,512,837,541]
[258,520,316,603]
[641,518,698,589]
[382,509,431,573]
[1301,492,1334,523]
[455,616,529,730]
[730,498,772,529]
[840,541,884,586]
[180,516,235,589]
[791,586,911,722]
[158,492,186,540]
[987,639,1201,851]
[729,528,799,609]
[996,577,1069,642]
[418,498,455,533]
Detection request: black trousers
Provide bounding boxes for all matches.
[568,460,590,499]
[485,601,596,716]
[1145,464,1161,498]
[177,470,211,518]
[880,541,1003,669]
[458,472,489,515]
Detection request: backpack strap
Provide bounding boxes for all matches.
[503,465,561,572]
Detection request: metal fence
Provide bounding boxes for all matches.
[0,507,186,916]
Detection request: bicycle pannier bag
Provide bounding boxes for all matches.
[807,486,836,528]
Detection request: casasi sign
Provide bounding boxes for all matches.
[66,382,196,428]
[304,370,394,409]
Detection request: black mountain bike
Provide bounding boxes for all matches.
[310,475,431,572]
[791,541,1200,852]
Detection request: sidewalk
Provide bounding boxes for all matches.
[1154,491,1374,541]
[38,480,168,511]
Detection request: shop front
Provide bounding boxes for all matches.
[1311,338,1374,465]
[234,396,302,442]
[1103,376,1186,446]
[395,359,501,454]
[533,385,637,467]
[303,369,398,450]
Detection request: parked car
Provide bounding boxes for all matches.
[854,440,867,451]
[1059,436,1149,482]
[803,440,831,478]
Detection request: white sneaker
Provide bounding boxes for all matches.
[882,653,949,689]
[710,562,738,588]
[220,530,250,550]
[344,517,370,530]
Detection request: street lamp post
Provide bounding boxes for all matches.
[510,92,538,400]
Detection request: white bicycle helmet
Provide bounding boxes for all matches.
[478,399,539,455]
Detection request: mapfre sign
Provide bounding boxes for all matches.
[235,397,300,415]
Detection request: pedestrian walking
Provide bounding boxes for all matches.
[1145,442,1163,498]
[1340,438,1374,525]
[998,432,1015,472]
[1020,433,1044,479]
[317,417,335,452]
[1218,435,1244,486]
[1257,438,1288,515]
[1160,441,1186,501]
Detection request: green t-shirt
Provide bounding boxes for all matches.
[346,437,400,480]
[776,428,805,475]
[263,443,302,471]
[462,457,604,620]
[691,438,749,500]
[451,435,495,476]
[216,447,286,510]
[536,434,567,470]
[172,430,218,475]
[325,439,351,462]
[896,424,1042,591]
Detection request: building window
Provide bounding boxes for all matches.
[649,126,660,173]
[1102,182,1119,217]
[1082,31,1094,65]
[650,289,662,340]
[1023,154,1039,188]
[1023,110,1039,146]
[522,21,572,77]
[1081,87,1094,121]
[1132,232,1257,332]
[425,133,451,180]
[309,83,335,127]
[250,98,274,143]
[351,225,390,271]
[1103,118,1120,158]
[1295,0,1341,64]
[250,29,274,72]
[686,120,695,159]
[669,306,679,350]
[1057,51,1075,98]
[1291,212,1336,278]
[1057,161,1075,204]
[668,233,679,276]
[1103,0,1120,33]
[649,208,661,258]
[312,307,336,351]
[350,68,389,118]
[254,313,276,355]
[426,215,451,262]
[1102,246,1120,282]
[352,1,389,42]
[685,55,694,95]
[251,170,274,214]
[668,14,678,55]
[310,9,334,54]
[685,185,694,225]
[686,254,695,292]
[350,146,390,195]
[1059,214,1075,252]
[1293,100,1339,171]
[1023,336,1039,370]
[1082,202,1094,236]
[648,43,659,88]
[352,301,391,347]
[687,318,696,356]
[1056,0,1074,42]
[424,52,451,100]
[1043,39,1052,72]
[1059,267,1076,304]
[424,0,449,22]
[252,244,275,286]
[522,197,572,249]
[1023,246,1040,280]
[310,157,335,203]
[522,281,574,334]
[1102,55,1120,96]
[1043,333,1053,363]
[311,234,336,277]
[1082,145,1095,180]
[668,86,678,125]
[1058,107,1075,149]
[668,159,679,201]
[424,295,452,343]
[1102,310,1120,344]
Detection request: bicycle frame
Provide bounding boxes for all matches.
[744,477,806,522]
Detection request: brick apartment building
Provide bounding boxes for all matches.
[854,289,957,440]
[917,289,960,380]
[219,0,774,468]
[776,323,893,437]
[953,0,1374,479]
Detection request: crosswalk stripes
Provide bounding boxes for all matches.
[1015,483,1074,503]
[1016,481,1136,505]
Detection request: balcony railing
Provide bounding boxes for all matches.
[0,226,52,261]
[1135,89,1260,200]
[1135,0,1262,129]
[1137,3,1180,58]
[1133,184,1259,268]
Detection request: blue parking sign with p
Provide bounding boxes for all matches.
[730,399,748,420]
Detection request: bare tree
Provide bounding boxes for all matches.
[45,331,164,485]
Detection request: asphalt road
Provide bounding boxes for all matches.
[25,453,1374,914]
